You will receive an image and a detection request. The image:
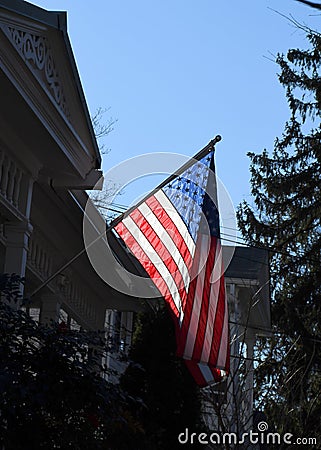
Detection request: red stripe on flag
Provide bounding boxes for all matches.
[209,275,226,367]
[192,237,217,362]
[176,234,203,356]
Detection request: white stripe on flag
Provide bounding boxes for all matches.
[122,215,183,314]
[183,234,210,359]
[138,202,191,291]
[155,190,195,256]
[200,239,222,363]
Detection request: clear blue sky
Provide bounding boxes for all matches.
[33,0,317,220]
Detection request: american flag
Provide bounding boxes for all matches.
[113,141,229,386]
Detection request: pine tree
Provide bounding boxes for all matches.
[237,28,321,443]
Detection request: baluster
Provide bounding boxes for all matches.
[35,242,40,269]
[28,237,33,261]
[13,168,22,208]
[44,253,50,277]
[85,296,90,317]
[0,150,4,172]
[32,240,38,266]
[1,156,10,197]
[70,283,75,301]
[65,279,71,297]
[39,245,46,276]
[7,161,17,203]
[88,302,93,318]
[0,151,4,191]
[47,257,53,277]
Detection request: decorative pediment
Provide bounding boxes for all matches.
[0,6,100,178]
[1,24,70,119]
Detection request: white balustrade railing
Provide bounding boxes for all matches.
[27,230,98,329]
[27,231,54,281]
[0,148,100,330]
[62,278,98,329]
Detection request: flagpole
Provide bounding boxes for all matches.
[29,135,222,298]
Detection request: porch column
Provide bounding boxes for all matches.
[4,220,33,295]
[244,331,255,432]
[121,311,133,354]
[39,293,61,324]
[226,283,241,434]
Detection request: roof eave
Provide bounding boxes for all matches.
[0,0,66,30]
[61,30,102,168]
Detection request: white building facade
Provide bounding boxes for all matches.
[0,0,143,331]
